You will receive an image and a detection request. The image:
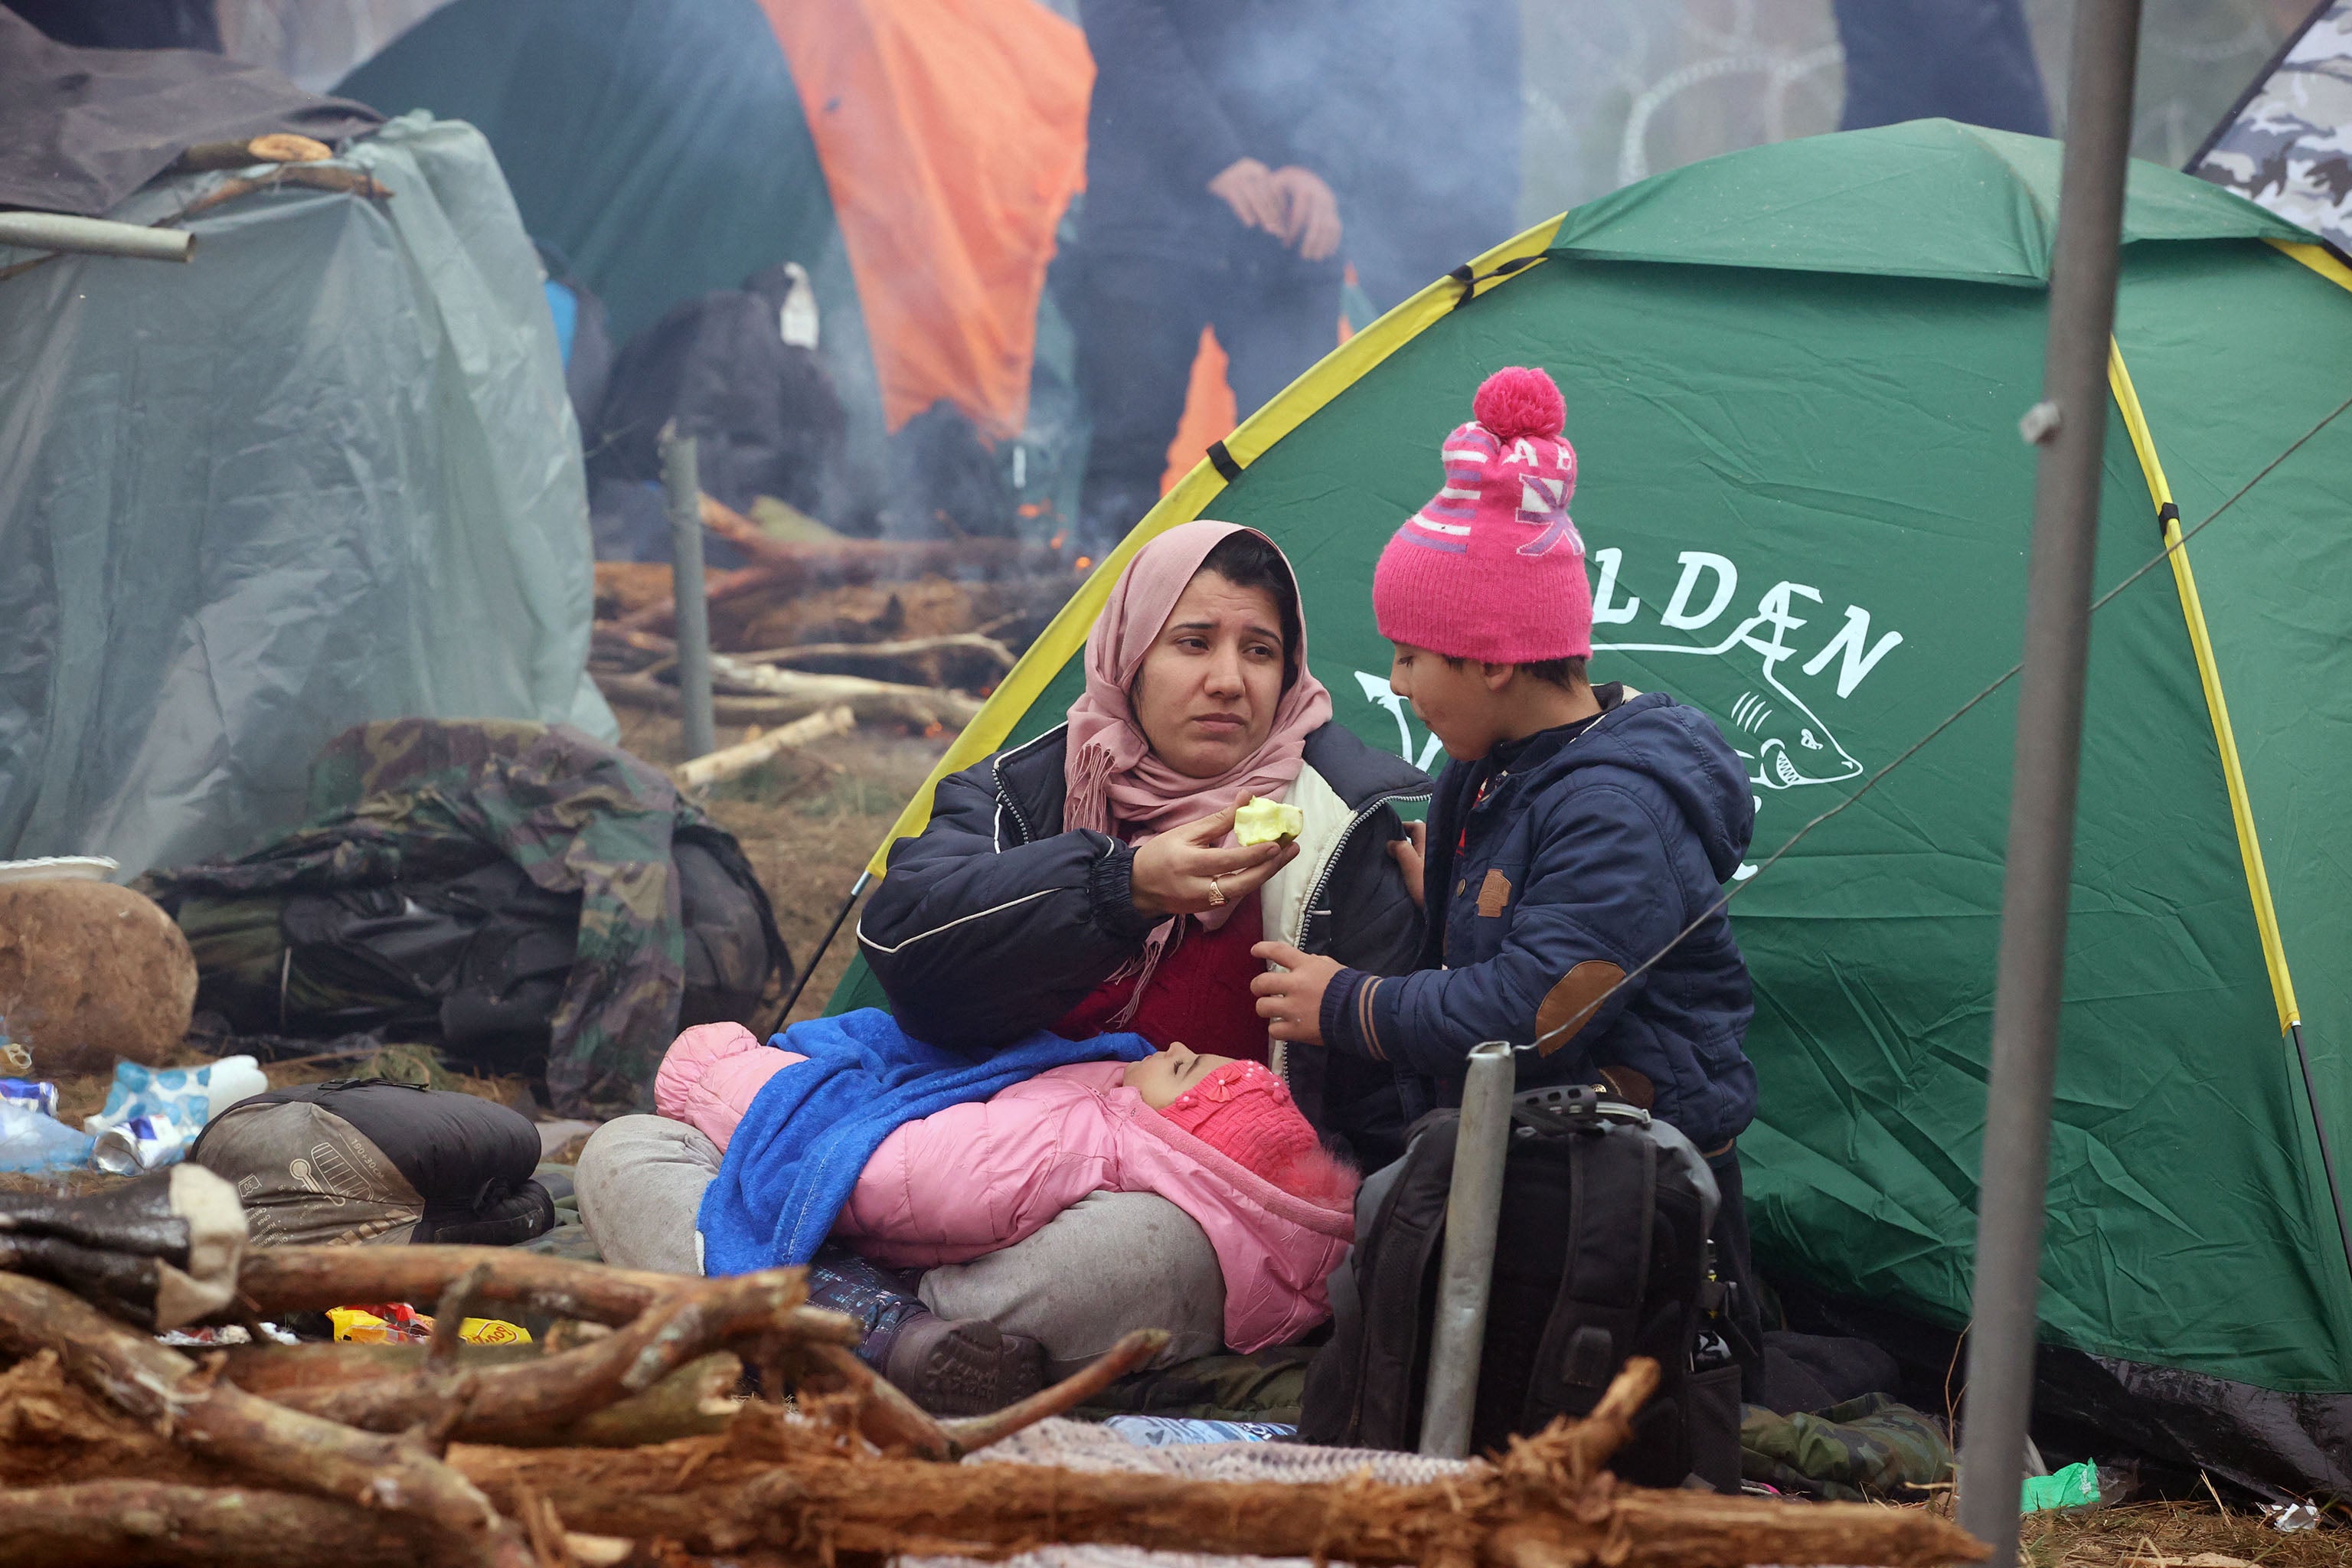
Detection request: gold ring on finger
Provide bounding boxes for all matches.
[1208,875,1227,907]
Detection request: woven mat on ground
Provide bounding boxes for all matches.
[899,1419,1477,1568]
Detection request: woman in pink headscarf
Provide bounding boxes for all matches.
[864,520,1428,1109]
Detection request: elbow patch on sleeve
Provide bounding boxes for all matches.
[1534,960,1627,1056]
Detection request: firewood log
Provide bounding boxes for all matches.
[0,1274,534,1568]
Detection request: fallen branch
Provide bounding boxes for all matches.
[0,1273,532,1568]
[598,665,979,730]
[174,165,393,223]
[737,633,1018,673]
[174,134,335,171]
[235,1243,703,1327]
[939,1327,1166,1453]
[612,534,1070,639]
[220,1343,741,1449]
[264,1269,815,1446]
[791,1328,1164,1460]
[675,704,856,790]
[0,1480,439,1568]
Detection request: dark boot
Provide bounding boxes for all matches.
[882,1309,1046,1416]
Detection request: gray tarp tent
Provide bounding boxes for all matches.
[0,110,611,875]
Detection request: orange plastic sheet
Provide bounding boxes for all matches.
[1161,326,1239,495]
[762,0,1090,443]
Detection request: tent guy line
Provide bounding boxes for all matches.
[1520,380,2352,1065]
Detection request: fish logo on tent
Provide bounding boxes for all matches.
[1721,684,1861,792]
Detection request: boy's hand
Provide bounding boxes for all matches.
[1388,820,1426,910]
[1251,941,1338,1045]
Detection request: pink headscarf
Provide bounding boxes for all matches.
[1063,520,1333,848]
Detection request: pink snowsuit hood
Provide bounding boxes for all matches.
[656,1024,1355,1351]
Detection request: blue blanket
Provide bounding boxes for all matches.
[697,1008,1153,1274]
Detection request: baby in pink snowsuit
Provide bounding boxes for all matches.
[657,1026,1358,1352]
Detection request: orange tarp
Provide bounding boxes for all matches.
[1161,327,1239,495]
[763,0,1091,443]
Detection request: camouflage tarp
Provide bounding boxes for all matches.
[145,720,753,1117]
[1740,1393,1954,1503]
[2193,2,2352,249]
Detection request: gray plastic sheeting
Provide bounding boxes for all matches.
[0,113,613,876]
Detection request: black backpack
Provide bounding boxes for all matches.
[1299,1082,1744,1488]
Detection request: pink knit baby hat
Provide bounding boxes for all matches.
[1372,365,1592,663]
[1157,1061,1356,1204]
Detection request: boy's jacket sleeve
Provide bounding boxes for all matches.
[1327,782,1687,1075]
[858,766,1157,1050]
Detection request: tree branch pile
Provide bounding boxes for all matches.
[590,493,1083,755]
[0,1238,1986,1568]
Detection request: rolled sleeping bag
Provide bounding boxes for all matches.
[189,1078,554,1247]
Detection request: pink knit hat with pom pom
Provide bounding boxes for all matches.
[1372,365,1591,663]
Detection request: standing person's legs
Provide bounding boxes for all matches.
[1210,237,1343,422]
[919,1191,1227,1381]
[1072,252,1213,560]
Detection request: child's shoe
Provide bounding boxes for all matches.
[883,1309,1046,1416]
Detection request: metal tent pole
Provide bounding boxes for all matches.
[1955,4,2144,1563]
[661,424,717,762]
[1419,1040,1516,1458]
[0,212,194,263]
[779,870,872,1019]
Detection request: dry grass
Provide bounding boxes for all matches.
[2020,1498,2344,1567]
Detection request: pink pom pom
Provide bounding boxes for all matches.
[1472,365,1566,441]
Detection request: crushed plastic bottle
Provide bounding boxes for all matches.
[84,1055,267,1138]
[0,1100,96,1173]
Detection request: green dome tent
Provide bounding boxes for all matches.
[837,120,2352,1491]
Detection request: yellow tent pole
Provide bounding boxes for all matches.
[2105,340,2300,1034]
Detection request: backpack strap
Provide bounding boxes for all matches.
[1350,1113,1460,1448]
[1521,1104,1658,1429]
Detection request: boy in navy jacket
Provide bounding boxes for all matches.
[1251,366,1763,1334]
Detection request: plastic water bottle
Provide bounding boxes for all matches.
[0,1102,95,1173]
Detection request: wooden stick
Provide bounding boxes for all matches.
[174,134,335,171]
[597,667,979,730]
[430,1262,495,1368]
[939,1327,1167,1452]
[237,1244,704,1327]
[0,1274,533,1568]
[675,704,855,790]
[732,632,1018,674]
